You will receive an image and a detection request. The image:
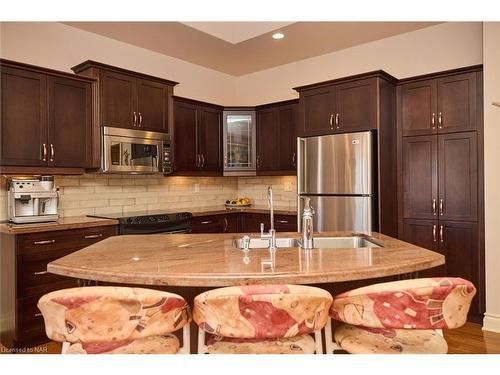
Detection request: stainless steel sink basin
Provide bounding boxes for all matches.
[233,236,383,249]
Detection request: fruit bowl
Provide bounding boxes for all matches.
[225,197,251,207]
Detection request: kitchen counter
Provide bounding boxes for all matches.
[47,231,444,287]
[0,216,119,234]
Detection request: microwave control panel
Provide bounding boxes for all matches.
[162,142,172,174]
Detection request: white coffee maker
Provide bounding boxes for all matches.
[8,176,59,224]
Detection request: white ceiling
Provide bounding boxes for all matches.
[181,22,295,44]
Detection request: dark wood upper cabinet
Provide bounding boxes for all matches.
[256,108,278,171]
[400,79,437,136]
[295,72,397,137]
[438,132,478,222]
[198,106,222,171]
[173,97,222,175]
[277,104,298,170]
[99,70,137,129]
[137,79,168,132]
[1,60,94,172]
[402,136,438,220]
[48,76,92,168]
[298,86,335,136]
[173,101,198,172]
[437,72,477,133]
[1,66,47,167]
[400,71,477,136]
[335,78,377,133]
[72,61,177,167]
[255,100,299,174]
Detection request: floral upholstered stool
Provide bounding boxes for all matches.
[193,284,333,354]
[324,277,476,354]
[37,286,192,354]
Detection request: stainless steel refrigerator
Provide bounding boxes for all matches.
[297,131,376,232]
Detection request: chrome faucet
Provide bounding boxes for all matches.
[300,197,314,249]
[260,186,277,250]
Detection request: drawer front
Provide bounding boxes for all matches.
[191,216,223,233]
[17,226,117,297]
[274,215,298,232]
[17,226,117,258]
[222,214,240,233]
[17,294,47,342]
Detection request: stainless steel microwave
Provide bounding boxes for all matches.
[101,126,172,174]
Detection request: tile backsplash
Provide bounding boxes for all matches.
[0,174,297,221]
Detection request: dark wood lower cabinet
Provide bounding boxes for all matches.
[0,225,117,349]
[401,218,482,322]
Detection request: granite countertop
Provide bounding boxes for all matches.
[47,231,444,287]
[0,216,119,234]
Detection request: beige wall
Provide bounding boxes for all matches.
[235,22,483,105]
[0,22,235,105]
[0,175,297,221]
[483,22,500,333]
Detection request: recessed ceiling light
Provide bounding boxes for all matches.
[272,32,285,40]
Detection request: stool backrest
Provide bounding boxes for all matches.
[193,284,333,339]
[37,286,190,343]
[330,277,476,329]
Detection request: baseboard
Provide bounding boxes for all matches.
[482,313,500,333]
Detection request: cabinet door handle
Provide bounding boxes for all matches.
[133,112,137,127]
[138,112,143,127]
[432,198,437,216]
[224,155,228,168]
[34,313,43,318]
[84,234,103,239]
[34,240,55,245]
[41,143,47,162]
[432,224,437,243]
[34,270,49,276]
[440,225,444,243]
[201,154,205,168]
[431,112,436,129]
[329,114,334,129]
[196,154,200,168]
[223,217,228,232]
[439,198,444,216]
[49,144,55,162]
[438,112,443,128]
[335,113,340,129]
[257,155,260,168]
[277,219,288,224]
[292,152,296,167]
[201,220,213,225]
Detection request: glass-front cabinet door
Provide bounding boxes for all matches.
[223,111,256,175]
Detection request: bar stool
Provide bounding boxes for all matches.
[193,284,333,354]
[324,277,476,354]
[37,286,191,354]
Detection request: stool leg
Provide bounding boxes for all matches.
[197,328,207,354]
[178,324,191,354]
[324,318,334,354]
[314,330,323,354]
[61,341,70,354]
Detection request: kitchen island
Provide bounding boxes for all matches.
[47,231,444,286]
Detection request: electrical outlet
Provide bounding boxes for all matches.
[284,181,292,192]
[194,183,200,193]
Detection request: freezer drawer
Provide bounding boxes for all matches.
[298,195,374,232]
[298,131,374,195]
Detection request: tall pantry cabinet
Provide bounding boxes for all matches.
[397,66,484,322]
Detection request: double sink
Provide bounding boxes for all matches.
[233,235,383,250]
